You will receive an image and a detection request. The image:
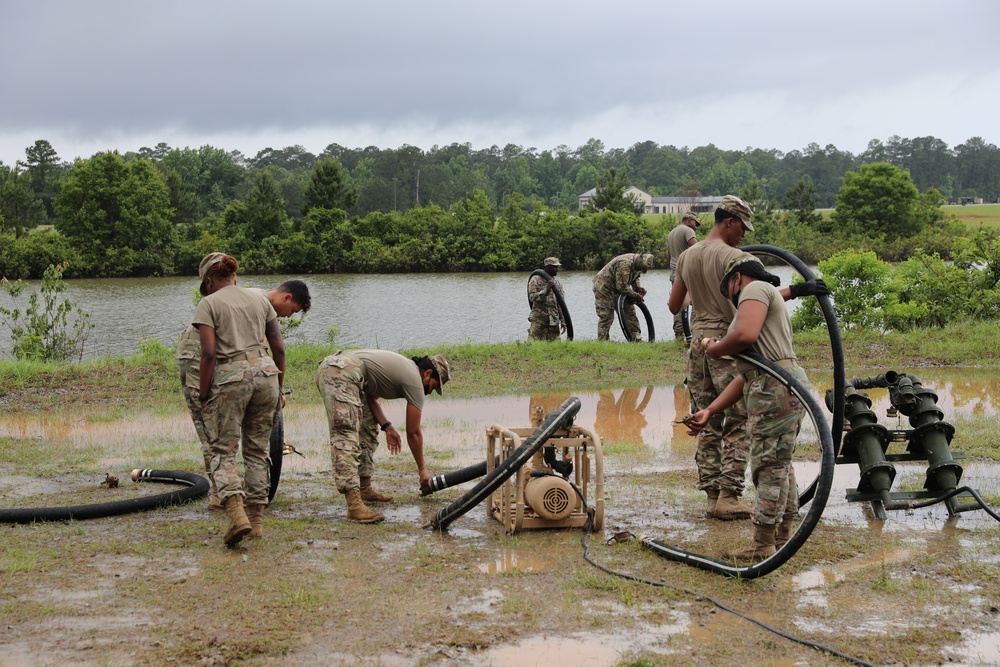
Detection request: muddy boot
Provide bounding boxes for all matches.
[705,489,720,517]
[360,476,393,503]
[208,483,224,511]
[774,517,795,549]
[724,523,776,562]
[711,490,753,521]
[223,495,252,546]
[246,503,265,539]
[345,488,385,524]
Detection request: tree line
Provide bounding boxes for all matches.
[0,134,997,279]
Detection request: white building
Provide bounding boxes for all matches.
[578,188,724,216]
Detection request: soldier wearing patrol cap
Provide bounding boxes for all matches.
[592,252,655,341]
[316,349,450,523]
[527,257,567,341]
[667,195,755,521]
[667,211,700,340]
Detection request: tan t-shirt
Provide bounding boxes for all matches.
[675,239,743,332]
[667,224,696,272]
[192,285,277,359]
[349,349,425,411]
[731,280,796,375]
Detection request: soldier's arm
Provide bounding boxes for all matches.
[404,402,430,488]
[197,325,217,405]
[366,393,402,455]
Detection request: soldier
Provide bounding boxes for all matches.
[592,252,654,341]
[685,253,827,561]
[176,279,310,510]
[316,350,450,523]
[527,257,566,341]
[667,196,754,520]
[194,253,285,547]
[667,211,699,340]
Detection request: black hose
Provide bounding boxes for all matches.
[527,269,574,340]
[680,305,692,343]
[641,351,836,579]
[430,396,582,530]
[0,469,209,524]
[268,409,284,504]
[423,456,501,496]
[616,293,655,342]
[741,244,844,507]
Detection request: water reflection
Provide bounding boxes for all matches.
[595,387,652,444]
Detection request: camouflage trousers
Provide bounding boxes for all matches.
[203,358,281,504]
[528,321,561,341]
[687,338,750,494]
[177,329,213,477]
[746,367,807,526]
[594,290,639,341]
[316,354,381,494]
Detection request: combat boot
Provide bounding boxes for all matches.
[246,503,265,539]
[223,495,252,546]
[345,488,385,524]
[360,476,393,503]
[724,523,776,562]
[208,482,224,511]
[705,489,720,517]
[710,490,753,521]
[775,517,796,549]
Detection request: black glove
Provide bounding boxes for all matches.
[789,278,831,299]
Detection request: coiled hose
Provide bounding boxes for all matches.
[430,396,581,530]
[616,293,655,342]
[0,469,209,524]
[527,269,574,340]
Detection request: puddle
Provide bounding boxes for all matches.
[949,631,1000,666]
[477,549,553,574]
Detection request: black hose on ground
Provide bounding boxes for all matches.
[429,396,582,531]
[422,456,501,496]
[0,469,209,524]
[741,243,844,507]
[640,351,836,579]
[268,409,284,504]
[616,294,655,342]
[526,269,574,340]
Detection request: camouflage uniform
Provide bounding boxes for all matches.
[593,253,651,341]
[175,327,212,476]
[203,352,281,504]
[316,353,382,493]
[687,339,750,495]
[745,366,807,525]
[527,273,565,341]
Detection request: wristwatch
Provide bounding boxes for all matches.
[380,421,392,431]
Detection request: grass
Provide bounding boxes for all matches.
[945,203,1000,228]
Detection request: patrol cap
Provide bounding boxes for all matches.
[543,257,562,267]
[429,354,451,394]
[682,211,700,226]
[719,252,778,296]
[717,195,754,232]
[639,253,654,270]
[198,252,229,296]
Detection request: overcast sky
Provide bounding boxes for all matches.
[1,0,997,166]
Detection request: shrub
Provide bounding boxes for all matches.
[0,263,93,361]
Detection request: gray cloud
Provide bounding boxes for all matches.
[1,0,998,163]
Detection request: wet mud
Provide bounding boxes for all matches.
[3,372,1000,665]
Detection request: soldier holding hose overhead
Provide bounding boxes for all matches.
[685,253,827,562]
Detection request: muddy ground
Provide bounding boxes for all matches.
[3,385,1000,666]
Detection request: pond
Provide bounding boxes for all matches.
[0,267,805,358]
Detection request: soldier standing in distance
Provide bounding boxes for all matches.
[527,257,566,341]
[667,211,699,340]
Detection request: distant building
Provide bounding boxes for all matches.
[578,187,724,215]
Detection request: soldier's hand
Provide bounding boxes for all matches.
[418,468,431,491]
[685,409,712,435]
[386,428,403,455]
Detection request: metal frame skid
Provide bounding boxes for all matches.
[485,423,604,534]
